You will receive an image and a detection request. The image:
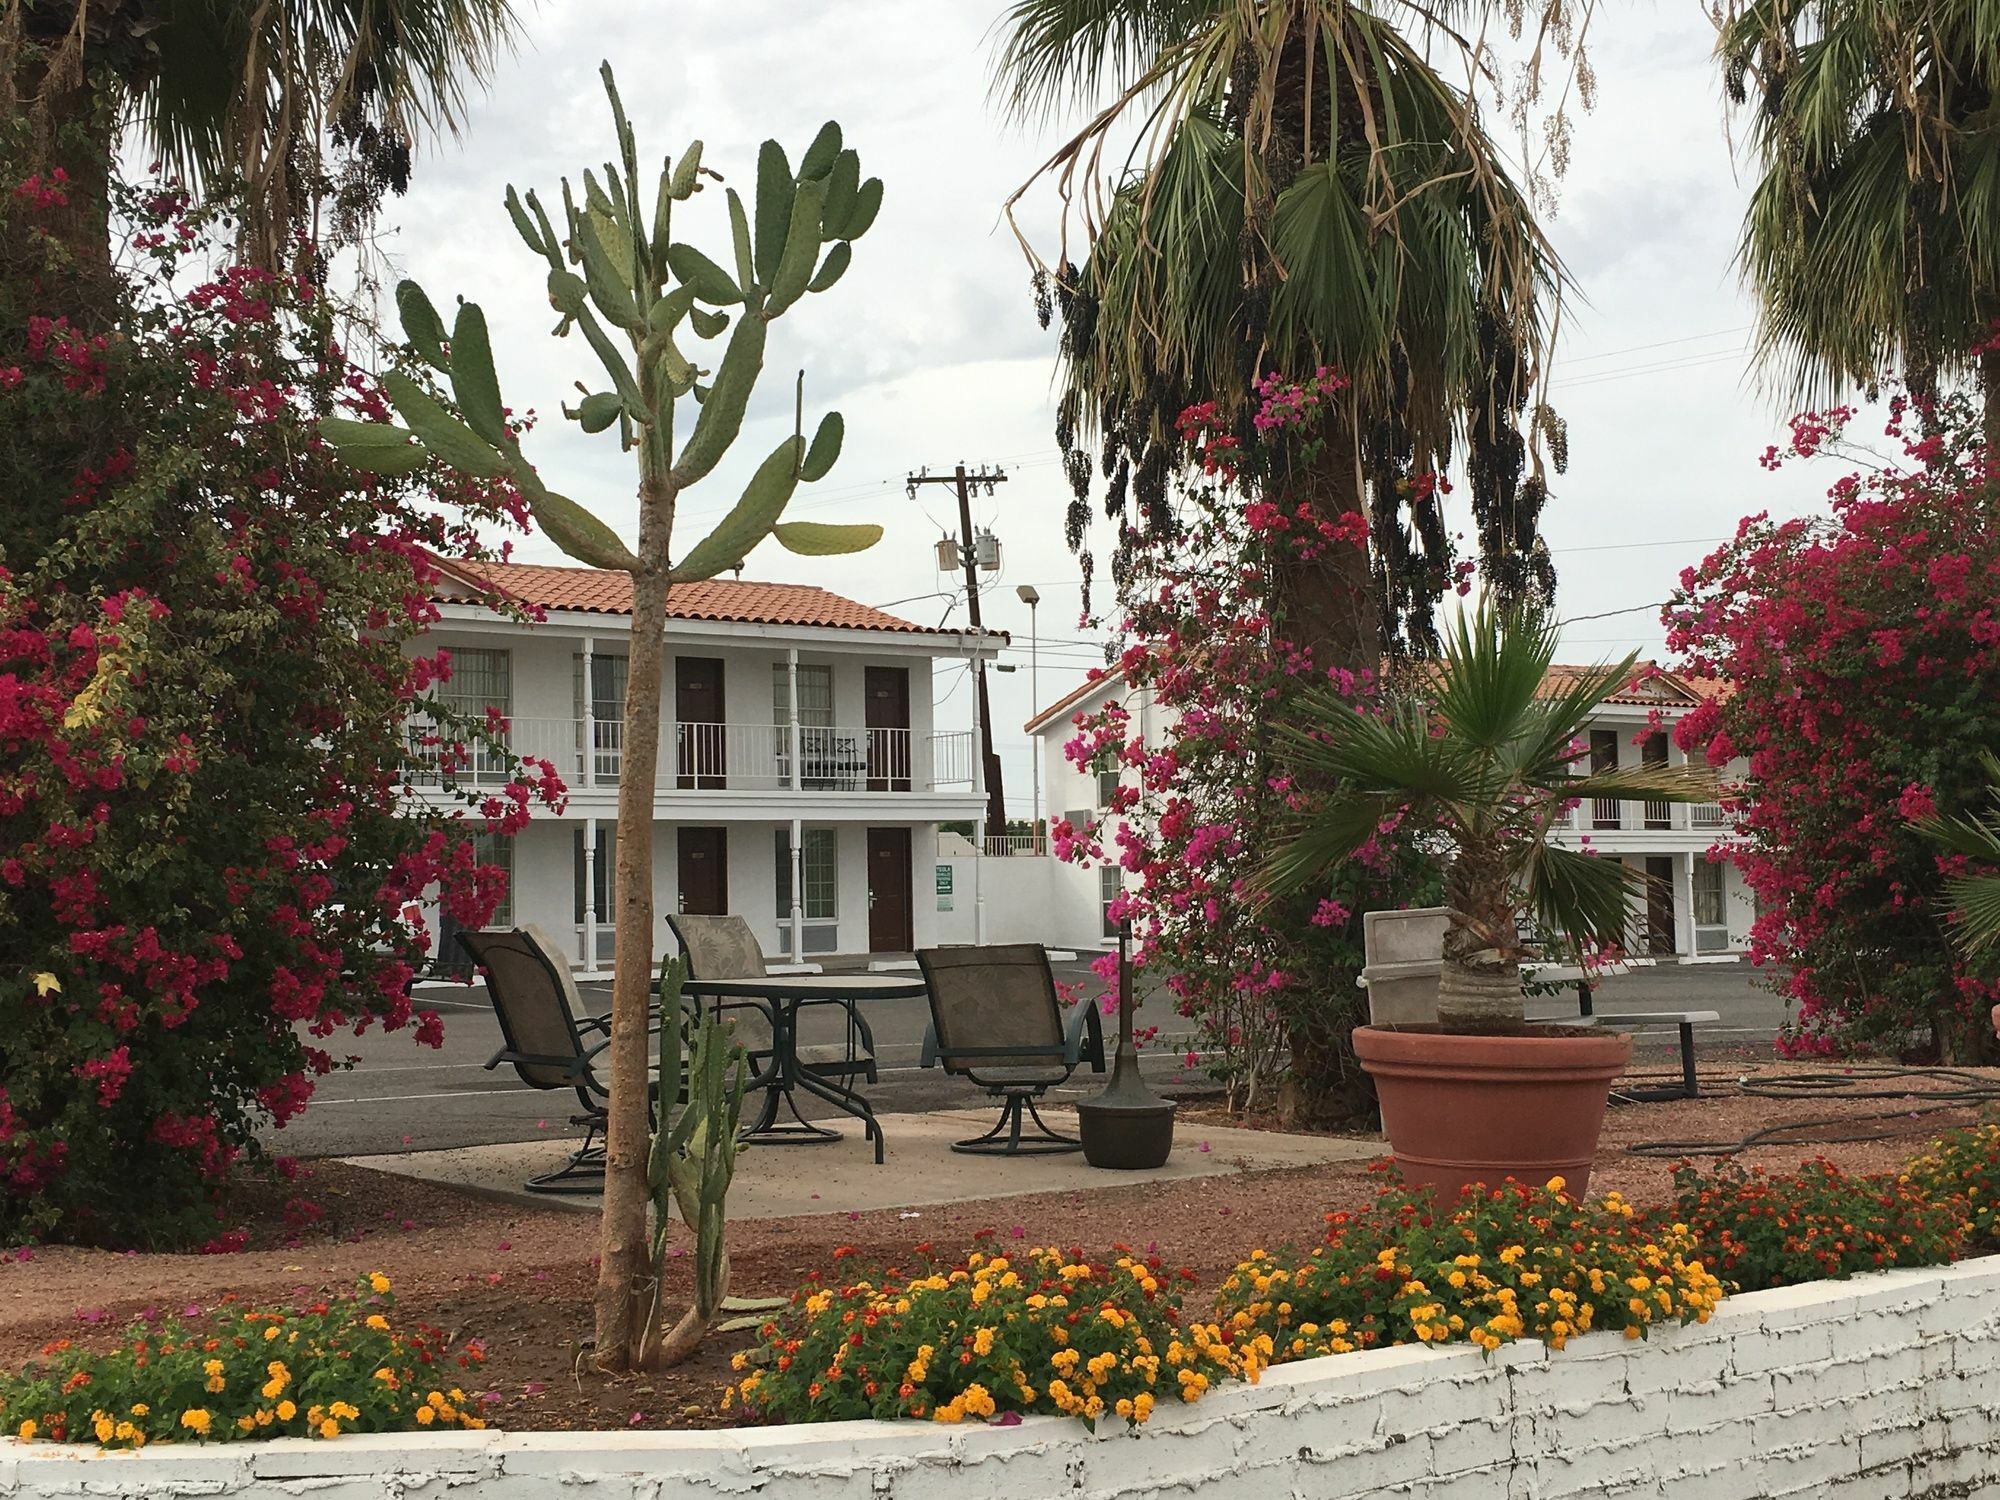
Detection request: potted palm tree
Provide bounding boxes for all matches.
[1263,602,1718,1198]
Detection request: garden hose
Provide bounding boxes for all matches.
[1622,1065,2000,1158]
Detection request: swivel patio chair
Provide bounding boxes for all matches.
[666,914,879,1134]
[915,944,1107,1155]
[457,924,674,1194]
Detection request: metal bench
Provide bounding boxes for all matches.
[1593,1009,1721,1100]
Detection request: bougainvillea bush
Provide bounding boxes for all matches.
[0,156,560,1244]
[0,1275,489,1445]
[1054,372,1441,1124]
[1667,384,2000,1060]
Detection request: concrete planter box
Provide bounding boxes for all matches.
[7,1254,2000,1498]
[1358,906,1448,1025]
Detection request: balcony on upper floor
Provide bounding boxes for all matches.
[1550,799,1735,834]
[407,714,977,797]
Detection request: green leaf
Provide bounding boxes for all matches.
[665,243,743,306]
[823,176,882,241]
[395,281,450,370]
[672,313,767,487]
[820,150,860,233]
[670,141,705,200]
[689,306,731,340]
[530,489,639,572]
[798,121,843,180]
[504,186,552,263]
[448,302,509,447]
[671,434,803,581]
[578,208,641,329]
[806,242,851,295]
[318,417,427,475]
[575,392,623,433]
[546,269,588,318]
[753,139,793,286]
[800,410,843,481]
[727,189,756,301]
[763,179,824,317]
[381,371,505,477]
[772,521,881,556]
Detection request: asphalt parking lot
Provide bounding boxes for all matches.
[275,959,1785,1160]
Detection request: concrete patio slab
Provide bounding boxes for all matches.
[341,1110,1380,1218]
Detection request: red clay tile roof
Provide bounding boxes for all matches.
[431,559,965,637]
[1026,667,1125,733]
[1025,659,1735,734]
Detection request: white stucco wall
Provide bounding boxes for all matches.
[9,1256,1999,1499]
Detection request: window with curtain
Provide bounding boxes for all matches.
[774,828,838,922]
[573,653,629,783]
[436,647,510,782]
[1100,863,1123,938]
[1692,858,1726,928]
[775,663,839,786]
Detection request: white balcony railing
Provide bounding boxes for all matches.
[1556,800,1737,834]
[410,715,974,796]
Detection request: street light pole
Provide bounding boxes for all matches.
[1017,584,1041,853]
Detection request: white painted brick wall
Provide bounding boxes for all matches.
[7,1254,2000,1500]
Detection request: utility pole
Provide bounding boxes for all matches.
[908,463,1008,841]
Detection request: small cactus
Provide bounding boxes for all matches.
[641,957,748,1368]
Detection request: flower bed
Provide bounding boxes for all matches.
[0,1277,487,1448]
[7,1256,2000,1500]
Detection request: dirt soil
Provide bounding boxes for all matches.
[4,1059,1995,1433]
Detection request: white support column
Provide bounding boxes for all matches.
[789,816,805,963]
[1676,851,1697,960]
[579,635,595,792]
[581,814,599,975]
[973,815,987,945]
[786,649,802,794]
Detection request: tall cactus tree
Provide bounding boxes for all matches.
[320,63,883,1370]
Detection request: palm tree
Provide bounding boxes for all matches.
[1916,752,2000,957]
[995,0,1573,674]
[5,0,516,312]
[1262,603,1719,1029]
[1717,0,2000,452]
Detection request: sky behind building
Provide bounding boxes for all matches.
[381,0,1882,816]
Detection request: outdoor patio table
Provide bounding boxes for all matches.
[680,973,927,1164]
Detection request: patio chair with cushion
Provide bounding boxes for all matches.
[915,944,1107,1155]
[457,924,675,1194]
[666,913,879,1131]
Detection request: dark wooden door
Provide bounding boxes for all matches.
[1645,855,1675,956]
[865,666,912,791]
[866,827,913,952]
[675,657,725,789]
[678,827,729,915]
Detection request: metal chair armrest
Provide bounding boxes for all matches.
[1064,997,1108,1072]
[920,1020,939,1069]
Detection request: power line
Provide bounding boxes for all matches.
[1560,324,1751,367]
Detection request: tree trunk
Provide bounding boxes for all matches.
[1271,420,1383,1122]
[1982,347,2000,464]
[4,22,118,332]
[1437,840,1526,1029]
[592,528,671,1372]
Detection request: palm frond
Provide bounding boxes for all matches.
[1256,793,1406,896]
[1561,764,1722,806]
[1518,842,1646,955]
[990,0,1216,120]
[1942,873,2000,955]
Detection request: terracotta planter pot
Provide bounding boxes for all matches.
[1351,1024,1633,1200]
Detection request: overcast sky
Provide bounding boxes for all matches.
[382,0,1858,817]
